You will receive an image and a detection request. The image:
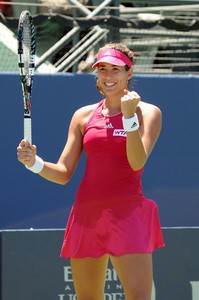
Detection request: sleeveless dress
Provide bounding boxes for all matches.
[60,100,164,258]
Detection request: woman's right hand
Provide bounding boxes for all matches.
[17,139,37,168]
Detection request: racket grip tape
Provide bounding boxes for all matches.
[24,117,32,144]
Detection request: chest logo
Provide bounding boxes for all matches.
[104,123,114,128]
[113,129,126,136]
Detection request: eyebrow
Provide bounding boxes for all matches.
[98,64,120,67]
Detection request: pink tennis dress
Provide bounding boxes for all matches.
[60,100,164,258]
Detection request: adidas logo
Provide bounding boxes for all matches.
[104,50,112,56]
[104,123,114,128]
[131,122,138,128]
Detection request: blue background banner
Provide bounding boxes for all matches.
[0,73,198,229]
[1,228,199,300]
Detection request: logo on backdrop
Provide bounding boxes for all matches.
[57,264,125,299]
[57,263,157,300]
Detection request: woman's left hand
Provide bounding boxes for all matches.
[121,89,141,118]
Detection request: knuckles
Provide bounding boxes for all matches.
[121,91,140,117]
[121,91,141,102]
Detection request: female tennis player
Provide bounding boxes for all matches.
[17,42,164,300]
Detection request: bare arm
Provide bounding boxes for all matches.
[121,90,162,171]
[17,108,84,185]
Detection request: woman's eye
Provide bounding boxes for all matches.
[98,67,120,72]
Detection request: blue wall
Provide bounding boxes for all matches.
[0,73,198,229]
[1,228,199,300]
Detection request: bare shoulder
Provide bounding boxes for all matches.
[72,103,99,134]
[139,101,161,116]
[136,101,162,140]
[74,103,99,117]
[138,101,162,123]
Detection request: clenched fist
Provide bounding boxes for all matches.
[121,89,141,118]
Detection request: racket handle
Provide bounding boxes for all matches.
[24,118,32,144]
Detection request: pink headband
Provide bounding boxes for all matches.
[92,49,132,68]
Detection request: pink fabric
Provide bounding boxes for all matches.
[60,100,164,258]
[92,49,132,68]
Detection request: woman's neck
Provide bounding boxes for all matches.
[103,94,122,109]
[102,98,121,116]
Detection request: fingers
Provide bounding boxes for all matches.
[122,90,140,100]
[121,90,141,118]
[18,138,30,148]
[129,90,141,99]
[17,139,37,167]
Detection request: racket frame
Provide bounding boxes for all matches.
[17,10,36,144]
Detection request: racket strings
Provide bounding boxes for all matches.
[18,10,36,117]
[23,16,33,86]
[18,12,36,87]
[17,10,35,144]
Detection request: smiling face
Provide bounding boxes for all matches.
[97,63,133,97]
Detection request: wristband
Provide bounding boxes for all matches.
[26,155,44,173]
[122,113,139,132]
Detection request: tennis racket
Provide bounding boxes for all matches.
[17,10,36,144]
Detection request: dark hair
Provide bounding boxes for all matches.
[98,42,135,70]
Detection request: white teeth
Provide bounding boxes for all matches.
[105,83,115,86]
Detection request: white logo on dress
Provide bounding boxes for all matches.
[104,123,114,128]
